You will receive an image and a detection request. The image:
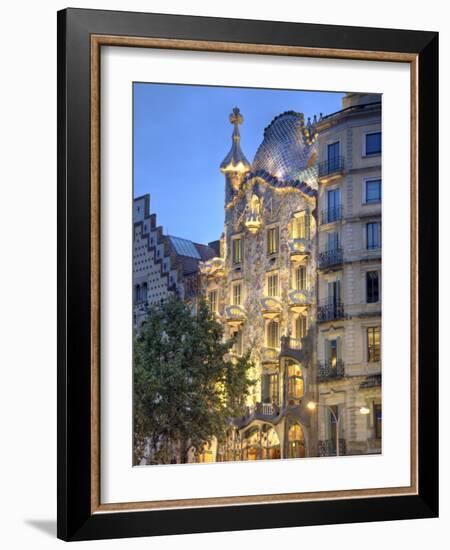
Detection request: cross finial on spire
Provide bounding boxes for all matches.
[220,106,250,178]
[229,107,243,126]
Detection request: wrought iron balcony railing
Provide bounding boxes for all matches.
[237,402,280,426]
[318,438,346,457]
[318,248,343,269]
[317,359,345,380]
[317,301,344,322]
[318,156,344,178]
[320,205,343,224]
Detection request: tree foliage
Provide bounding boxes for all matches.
[133,296,254,465]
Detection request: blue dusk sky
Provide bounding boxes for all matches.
[134,83,345,245]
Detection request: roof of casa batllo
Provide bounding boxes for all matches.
[135,106,322,256]
[221,108,319,203]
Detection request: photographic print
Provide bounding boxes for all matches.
[132,83,382,466]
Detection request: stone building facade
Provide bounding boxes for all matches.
[134,93,382,462]
[314,93,382,457]
[133,194,217,328]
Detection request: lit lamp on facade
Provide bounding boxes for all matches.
[306,401,370,457]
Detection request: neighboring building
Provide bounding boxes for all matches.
[133,194,216,328]
[314,93,382,456]
[135,94,382,462]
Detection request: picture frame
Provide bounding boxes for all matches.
[57,7,438,541]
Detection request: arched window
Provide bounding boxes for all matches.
[242,427,260,461]
[142,282,148,302]
[260,424,281,460]
[267,320,279,348]
[287,362,304,401]
[135,284,141,303]
[288,422,306,458]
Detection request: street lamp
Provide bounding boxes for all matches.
[306,400,370,457]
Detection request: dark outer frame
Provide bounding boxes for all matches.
[57,7,438,541]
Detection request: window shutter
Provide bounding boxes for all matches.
[336,336,342,361]
[305,211,310,240]
[327,281,334,304]
[325,339,331,361]
[262,375,269,402]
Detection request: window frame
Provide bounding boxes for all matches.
[231,281,242,306]
[266,319,280,349]
[364,130,382,156]
[266,225,279,256]
[366,221,381,250]
[367,326,381,362]
[366,270,380,303]
[267,271,280,297]
[231,235,243,265]
[363,177,382,204]
[207,289,218,312]
[294,265,307,291]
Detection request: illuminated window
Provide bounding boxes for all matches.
[232,282,242,306]
[366,271,379,303]
[198,442,214,463]
[262,373,279,405]
[325,338,340,367]
[232,237,242,264]
[208,289,218,313]
[267,273,279,297]
[295,315,307,339]
[287,423,305,458]
[269,373,279,405]
[242,427,260,461]
[267,320,279,348]
[267,226,279,255]
[291,212,308,239]
[294,265,307,290]
[287,363,304,400]
[367,327,381,362]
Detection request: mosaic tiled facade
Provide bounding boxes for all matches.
[134,92,382,462]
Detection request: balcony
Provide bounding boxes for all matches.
[260,296,282,319]
[224,304,246,327]
[318,156,344,183]
[317,359,345,380]
[288,289,312,313]
[318,438,346,457]
[280,335,305,363]
[320,205,343,225]
[235,402,280,428]
[318,248,343,270]
[288,237,311,262]
[199,257,225,278]
[317,301,344,322]
[261,347,280,364]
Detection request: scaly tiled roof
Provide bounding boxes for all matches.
[252,111,318,185]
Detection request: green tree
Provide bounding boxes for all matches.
[133,296,254,465]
